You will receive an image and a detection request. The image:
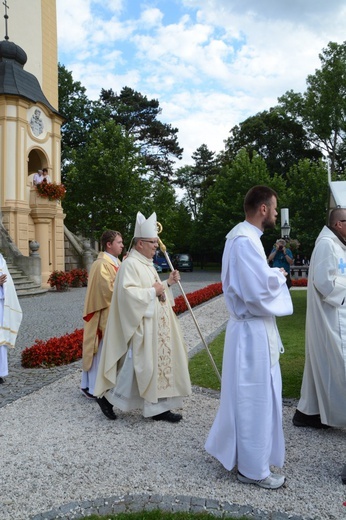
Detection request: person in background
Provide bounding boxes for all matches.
[205,185,293,490]
[94,211,191,423]
[33,169,43,186]
[293,207,346,429]
[81,230,123,407]
[294,254,303,266]
[42,168,51,183]
[267,239,294,288]
[0,254,23,384]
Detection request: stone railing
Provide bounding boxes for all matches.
[0,223,41,285]
[291,266,309,279]
[64,226,97,273]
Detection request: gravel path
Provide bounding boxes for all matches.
[0,285,345,520]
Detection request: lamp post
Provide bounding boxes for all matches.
[281,208,290,239]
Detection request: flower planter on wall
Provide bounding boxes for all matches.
[29,188,59,215]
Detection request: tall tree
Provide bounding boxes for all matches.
[199,149,287,260]
[286,159,329,255]
[224,107,321,178]
[100,87,183,180]
[58,64,109,180]
[279,41,346,176]
[175,144,220,219]
[167,202,194,254]
[63,120,149,239]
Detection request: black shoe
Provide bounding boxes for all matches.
[0,377,4,384]
[96,396,117,420]
[293,409,330,429]
[81,388,96,400]
[152,410,182,423]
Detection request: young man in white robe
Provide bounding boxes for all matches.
[94,211,191,422]
[205,185,293,490]
[80,230,123,406]
[0,254,23,384]
[293,207,346,428]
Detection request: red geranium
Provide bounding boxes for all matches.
[21,329,83,368]
[36,182,66,201]
[173,282,223,315]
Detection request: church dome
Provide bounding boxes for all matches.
[0,38,60,115]
[0,40,27,66]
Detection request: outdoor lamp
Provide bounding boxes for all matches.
[281,208,290,239]
[281,221,290,239]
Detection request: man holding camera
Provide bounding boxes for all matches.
[268,239,294,288]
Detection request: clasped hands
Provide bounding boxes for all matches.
[153,269,180,301]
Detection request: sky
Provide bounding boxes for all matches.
[56,0,346,167]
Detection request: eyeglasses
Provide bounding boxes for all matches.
[141,240,158,245]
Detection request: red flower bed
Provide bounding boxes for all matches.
[291,278,308,287]
[21,282,223,369]
[21,329,83,368]
[173,282,223,314]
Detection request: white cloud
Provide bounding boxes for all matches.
[139,7,164,28]
[184,0,345,25]
[57,0,346,165]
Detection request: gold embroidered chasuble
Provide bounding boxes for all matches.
[82,252,120,371]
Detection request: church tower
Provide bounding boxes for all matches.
[0,0,65,287]
[8,0,58,109]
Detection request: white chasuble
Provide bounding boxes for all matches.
[94,248,191,411]
[298,226,346,426]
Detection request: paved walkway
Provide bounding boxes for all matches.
[0,288,86,408]
[1,272,222,407]
[0,283,323,520]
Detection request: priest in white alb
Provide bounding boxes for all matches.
[293,207,346,428]
[94,211,191,422]
[205,186,293,490]
[0,253,23,384]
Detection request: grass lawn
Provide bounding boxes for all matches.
[189,289,307,399]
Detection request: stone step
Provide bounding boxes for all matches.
[12,280,41,289]
[7,273,28,280]
[3,259,47,297]
[16,287,48,298]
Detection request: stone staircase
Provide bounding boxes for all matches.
[5,260,47,298]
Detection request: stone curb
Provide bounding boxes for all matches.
[30,492,306,520]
